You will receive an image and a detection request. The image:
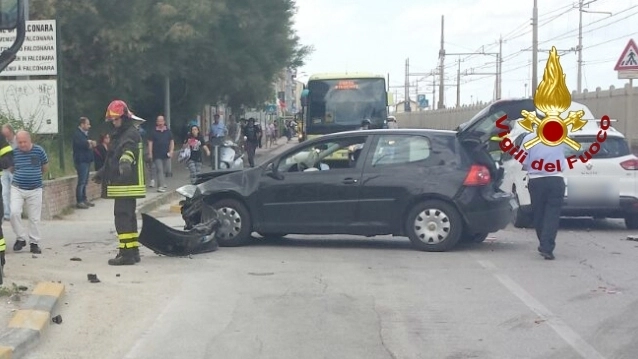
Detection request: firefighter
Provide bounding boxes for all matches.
[94,100,146,265]
[0,135,13,276]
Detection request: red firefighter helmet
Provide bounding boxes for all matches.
[105,100,131,121]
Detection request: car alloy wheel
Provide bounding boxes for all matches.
[217,206,242,239]
[406,200,462,252]
[208,199,252,247]
[414,208,451,244]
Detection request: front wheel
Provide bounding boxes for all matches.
[209,199,252,247]
[405,200,463,252]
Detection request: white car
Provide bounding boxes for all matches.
[492,102,638,229]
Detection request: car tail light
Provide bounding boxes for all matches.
[464,165,491,186]
[621,158,638,170]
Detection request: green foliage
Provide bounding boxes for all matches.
[30,0,312,133]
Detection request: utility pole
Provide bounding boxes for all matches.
[497,36,503,99]
[532,0,538,95]
[432,76,436,110]
[456,59,461,108]
[575,0,611,93]
[438,15,445,109]
[404,58,411,112]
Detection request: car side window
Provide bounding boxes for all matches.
[371,135,431,167]
[277,136,367,173]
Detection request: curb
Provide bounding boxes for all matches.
[0,282,65,359]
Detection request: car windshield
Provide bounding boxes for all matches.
[565,135,630,159]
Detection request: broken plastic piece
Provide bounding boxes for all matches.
[51,315,62,324]
[138,213,220,257]
[87,274,100,283]
[70,257,82,261]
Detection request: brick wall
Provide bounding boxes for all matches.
[40,173,102,220]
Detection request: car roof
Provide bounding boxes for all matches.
[315,129,456,140]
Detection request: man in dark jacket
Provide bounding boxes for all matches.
[72,117,96,209]
[242,118,262,167]
[94,100,146,266]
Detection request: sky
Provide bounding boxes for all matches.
[292,0,638,109]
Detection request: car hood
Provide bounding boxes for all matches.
[197,167,263,197]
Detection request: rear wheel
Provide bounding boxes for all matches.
[405,200,463,252]
[208,199,252,247]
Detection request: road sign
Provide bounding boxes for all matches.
[417,94,428,108]
[615,39,638,79]
[0,80,58,134]
[266,104,277,113]
[0,20,57,77]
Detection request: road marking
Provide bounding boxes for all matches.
[475,258,606,359]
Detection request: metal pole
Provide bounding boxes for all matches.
[56,17,64,172]
[438,15,445,109]
[164,76,171,127]
[403,59,412,112]
[498,36,503,99]
[628,80,634,149]
[214,145,219,170]
[456,59,460,108]
[432,75,436,110]
[577,0,583,93]
[532,0,539,95]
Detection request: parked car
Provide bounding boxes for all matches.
[468,98,638,229]
[175,128,515,252]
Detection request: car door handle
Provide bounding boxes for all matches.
[342,178,358,184]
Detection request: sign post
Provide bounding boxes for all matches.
[615,39,638,148]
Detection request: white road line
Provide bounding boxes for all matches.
[475,258,606,359]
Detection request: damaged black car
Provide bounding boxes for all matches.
[171,128,515,252]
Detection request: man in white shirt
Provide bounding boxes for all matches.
[521,132,567,260]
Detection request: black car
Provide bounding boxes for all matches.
[176,128,515,252]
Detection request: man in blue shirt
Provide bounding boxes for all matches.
[522,132,567,260]
[10,131,48,254]
[208,114,227,168]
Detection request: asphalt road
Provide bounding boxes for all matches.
[22,212,638,359]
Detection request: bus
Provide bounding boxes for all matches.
[300,73,390,144]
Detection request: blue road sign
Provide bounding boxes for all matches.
[266,104,277,113]
[417,94,428,108]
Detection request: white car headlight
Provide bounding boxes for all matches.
[176,184,199,199]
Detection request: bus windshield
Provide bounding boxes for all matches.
[306,78,387,133]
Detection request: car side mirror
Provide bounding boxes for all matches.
[266,162,284,180]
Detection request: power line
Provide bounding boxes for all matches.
[551,9,638,42]
[537,4,638,46]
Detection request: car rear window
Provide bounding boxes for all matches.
[565,136,630,159]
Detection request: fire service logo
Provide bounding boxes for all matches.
[497,46,611,172]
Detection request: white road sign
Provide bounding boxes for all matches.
[615,39,638,79]
[0,20,57,77]
[0,80,58,134]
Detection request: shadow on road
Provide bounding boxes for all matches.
[559,217,627,231]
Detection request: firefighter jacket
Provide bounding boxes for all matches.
[0,135,12,175]
[101,120,146,199]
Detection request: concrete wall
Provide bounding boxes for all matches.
[395,84,638,143]
[41,173,102,220]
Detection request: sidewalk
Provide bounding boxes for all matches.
[0,137,298,358]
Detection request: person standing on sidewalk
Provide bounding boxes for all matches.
[73,117,97,209]
[0,131,14,270]
[208,114,227,169]
[94,100,146,266]
[148,116,174,193]
[521,132,567,260]
[1,124,16,222]
[10,131,48,255]
[242,118,262,168]
[183,125,210,184]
